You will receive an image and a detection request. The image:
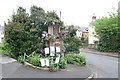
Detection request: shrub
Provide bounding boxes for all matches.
[59,57,67,69]
[64,36,81,53]
[27,53,41,67]
[49,60,58,72]
[117,48,120,54]
[0,43,3,54]
[18,55,24,64]
[0,42,12,57]
[74,54,86,66]
[49,63,58,72]
[65,54,74,64]
[65,54,86,66]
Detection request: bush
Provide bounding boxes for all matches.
[27,53,41,67]
[74,54,86,66]
[65,54,74,64]
[49,63,58,72]
[18,55,24,64]
[65,54,86,66]
[0,42,11,56]
[59,57,67,69]
[64,36,81,53]
[49,60,58,72]
[117,48,120,54]
[0,43,3,54]
[49,56,67,71]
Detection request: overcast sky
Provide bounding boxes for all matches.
[0,0,119,27]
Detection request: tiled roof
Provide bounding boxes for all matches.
[74,26,88,32]
[79,27,88,32]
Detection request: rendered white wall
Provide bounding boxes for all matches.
[88,26,98,44]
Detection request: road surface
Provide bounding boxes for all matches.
[1,54,91,78]
[84,52,119,78]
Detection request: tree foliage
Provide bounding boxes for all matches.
[64,25,81,53]
[92,12,119,52]
[3,6,62,58]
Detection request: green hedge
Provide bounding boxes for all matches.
[92,12,119,52]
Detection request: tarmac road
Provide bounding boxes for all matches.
[1,54,91,78]
[84,52,119,78]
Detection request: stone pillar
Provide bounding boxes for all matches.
[60,39,64,57]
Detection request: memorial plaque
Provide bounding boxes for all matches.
[45,47,49,54]
[56,46,60,53]
[50,46,55,56]
[45,58,49,66]
[40,58,45,67]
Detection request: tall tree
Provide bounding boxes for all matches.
[4,6,63,58]
[4,7,30,57]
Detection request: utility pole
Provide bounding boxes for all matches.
[60,11,61,20]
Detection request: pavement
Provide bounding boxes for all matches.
[80,48,119,58]
[0,54,93,79]
[0,54,17,64]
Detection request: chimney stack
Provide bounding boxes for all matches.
[92,13,96,21]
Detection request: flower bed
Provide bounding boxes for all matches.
[17,53,86,72]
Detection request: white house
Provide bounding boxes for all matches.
[75,26,88,39]
[88,15,98,48]
[76,29,82,38]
